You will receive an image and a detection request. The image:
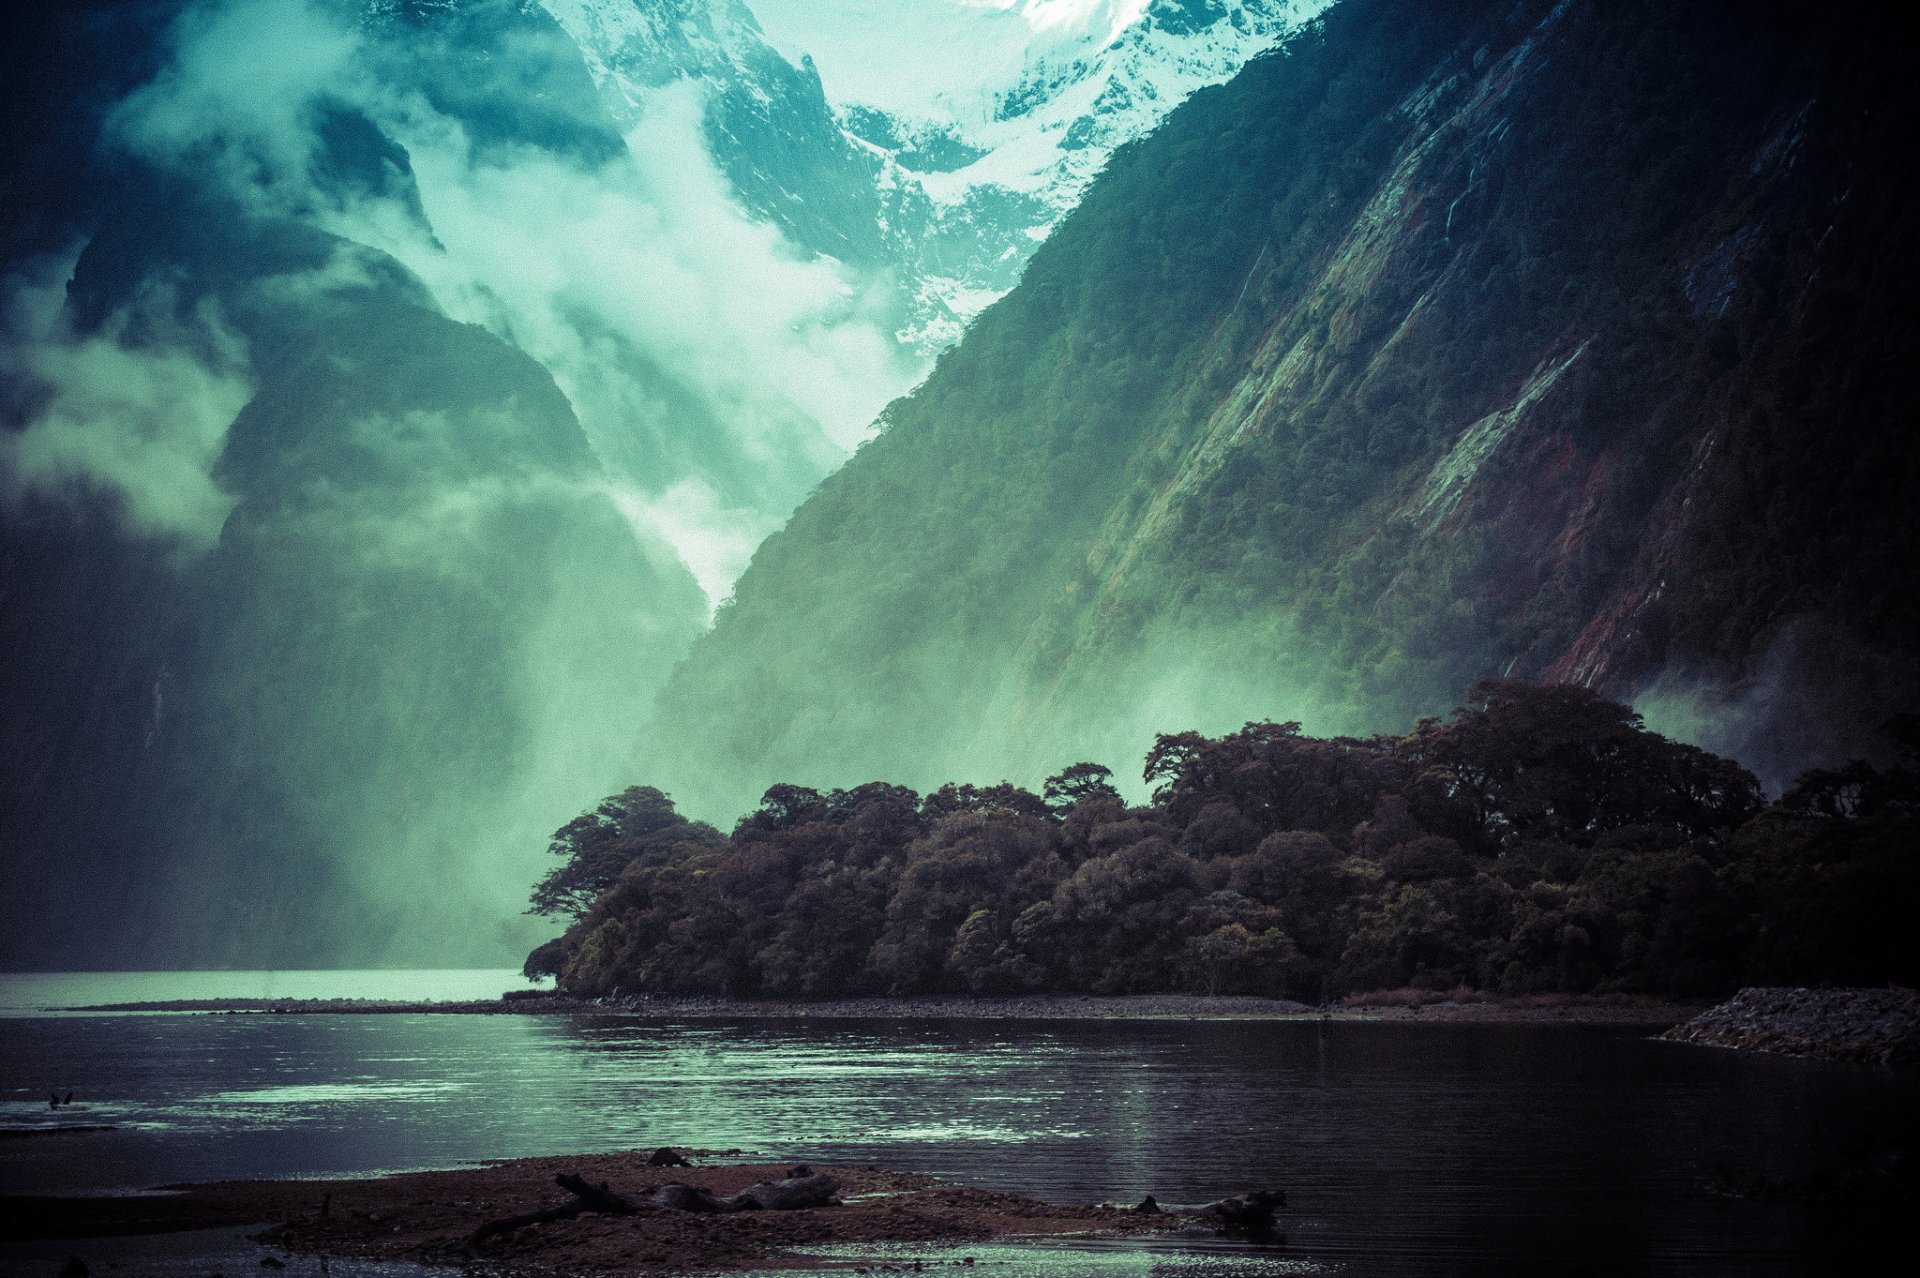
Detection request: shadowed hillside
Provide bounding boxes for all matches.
[649,0,1920,819]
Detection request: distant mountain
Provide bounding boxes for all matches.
[649,0,1920,820]
[2,0,712,967]
[544,0,1327,348]
[0,0,1305,967]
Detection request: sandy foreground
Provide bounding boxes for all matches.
[2,1157,1188,1274]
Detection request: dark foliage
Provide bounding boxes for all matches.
[650,0,1920,823]
[531,683,1918,999]
[527,786,722,922]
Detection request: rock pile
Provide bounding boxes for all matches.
[1662,988,1920,1066]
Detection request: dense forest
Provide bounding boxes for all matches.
[527,681,1919,1002]
[649,0,1920,821]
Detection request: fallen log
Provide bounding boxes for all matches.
[650,1182,738,1213]
[651,1172,839,1213]
[467,1167,841,1251]
[465,1172,646,1253]
[733,1172,838,1211]
[557,1173,644,1214]
[1202,1188,1285,1237]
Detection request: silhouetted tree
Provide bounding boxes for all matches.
[1043,762,1121,812]
[528,786,716,920]
[527,682,1917,1001]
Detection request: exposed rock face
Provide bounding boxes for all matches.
[650,0,1920,818]
[1663,988,1920,1067]
[541,0,1327,350]
[0,2,1329,966]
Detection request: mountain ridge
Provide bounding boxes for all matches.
[646,0,1920,821]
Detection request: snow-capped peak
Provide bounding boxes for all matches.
[538,2,1330,351]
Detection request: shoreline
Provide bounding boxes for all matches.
[50,990,1702,1025]
[1,1154,1195,1273]
[1661,987,1920,1066]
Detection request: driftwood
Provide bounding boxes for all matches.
[466,1169,839,1251]
[733,1172,838,1211]
[464,1173,646,1253]
[649,1182,735,1213]
[1202,1188,1286,1237]
[652,1172,839,1213]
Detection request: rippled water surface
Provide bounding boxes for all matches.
[2,979,1912,1274]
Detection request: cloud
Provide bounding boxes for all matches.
[108,0,361,212]
[102,0,925,609]
[0,252,252,549]
[323,76,921,604]
[604,475,769,615]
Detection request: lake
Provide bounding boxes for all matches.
[1,972,1911,1274]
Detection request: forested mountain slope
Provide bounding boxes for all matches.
[1,1,708,966]
[652,0,1920,818]
[1,0,1313,967]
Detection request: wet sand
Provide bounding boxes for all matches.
[3,1156,1183,1273]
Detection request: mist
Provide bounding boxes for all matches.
[1631,619,1920,796]
[0,0,933,968]
[110,0,924,609]
[0,251,251,551]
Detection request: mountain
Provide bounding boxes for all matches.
[0,0,1305,967]
[648,0,1920,820]
[10,0,1910,967]
[2,0,712,967]
[544,1,1329,348]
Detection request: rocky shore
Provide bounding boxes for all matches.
[1661,987,1920,1066]
[2,1156,1186,1274]
[62,990,1696,1024]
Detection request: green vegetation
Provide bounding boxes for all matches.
[530,681,1918,1001]
[651,0,1920,820]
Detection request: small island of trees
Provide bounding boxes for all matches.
[524,680,1919,1003]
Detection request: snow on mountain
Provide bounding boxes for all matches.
[540,1,1330,351]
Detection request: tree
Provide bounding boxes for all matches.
[527,786,714,920]
[921,780,1051,823]
[1146,720,1408,835]
[1402,679,1763,850]
[1043,762,1121,813]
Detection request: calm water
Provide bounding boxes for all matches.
[1,974,1913,1274]
[0,969,542,1012]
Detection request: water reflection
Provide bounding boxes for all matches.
[1,1013,1910,1274]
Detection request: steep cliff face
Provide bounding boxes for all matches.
[543,0,1329,349]
[651,0,1920,817]
[1,0,1316,967]
[0,2,709,967]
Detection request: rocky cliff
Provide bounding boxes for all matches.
[650,0,1920,819]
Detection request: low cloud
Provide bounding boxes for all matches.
[97,0,923,610]
[108,0,361,216]
[330,76,920,605]
[0,252,251,550]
